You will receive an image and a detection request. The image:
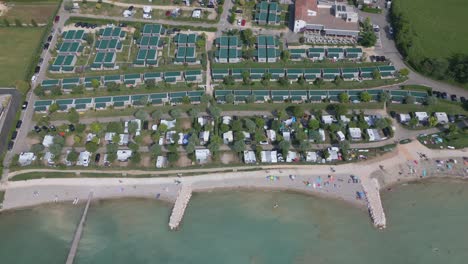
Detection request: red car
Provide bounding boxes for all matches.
[241,19,246,26]
[54,16,60,23]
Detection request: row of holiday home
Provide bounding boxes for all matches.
[289,47,363,61]
[40,70,203,91]
[33,91,205,112]
[211,65,396,81]
[214,89,428,103]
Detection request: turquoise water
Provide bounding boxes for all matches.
[1,179,468,264]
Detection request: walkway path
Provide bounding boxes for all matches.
[65,192,93,264]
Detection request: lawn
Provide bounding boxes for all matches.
[0,27,45,86]
[2,2,58,24]
[395,0,468,59]
[417,131,468,149]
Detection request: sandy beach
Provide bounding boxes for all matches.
[1,141,466,216]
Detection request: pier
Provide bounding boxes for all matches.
[362,178,386,229]
[65,192,93,264]
[169,184,192,230]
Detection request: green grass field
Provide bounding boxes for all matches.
[0,27,45,87]
[396,0,468,59]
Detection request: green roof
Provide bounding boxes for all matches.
[124,74,141,80]
[62,78,80,85]
[142,24,164,35]
[34,100,53,106]
[41,79,60,87]
[94,97,112,103]
[346,48,362,53]
[360,67,378,73]
[144,72,162,79]
[322,68,340,74]
[75,98,92,104]
[165,71,181,77]
[104,75,121,82]
[378,65,396,72]
[342,68,359,73]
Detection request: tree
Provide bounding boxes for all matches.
[253,117,264,129]
[128,122,139,135]
[33,85,45,97]
[408,117,419,128]
[270,119,280,131]
[107,152,117,163]
[3,18,10,27]
[448,53,468,83]
[278,76,289,87]
[91,79,100,89]
[374,118,389,129]
[379,91,391,103]
[233,140,246,154]
[288,105,304,118]
[151,109,162,121]
[310,130,322,143]
[49,144,63,157]
[168,109,180,119]
[130,152,141,164]
[244,119,256,133]
[404,95,415,104]
[339,92,350,103]
[182,96,191,105]
[359,91,372,102]
[294,129,307,143]
[185,142,196,154]
[299,140,311,153]
[112,133,120,144]
[372,69,381,80]
[225,94,235,104]
[399,68,410,77]
[358,17,377,47]
[334,76,343,86]
[90,122,103,134]
[231,119,243,132]
[242,71,251,85]
[30,144,45,154]
[254,129,266,142]
[339,141,350,160]
[219,123,230,134]
[134,109,149,120]
[313,78,325,88]
[281,50,290,62]
[331,104,348,116]
[85,141,99,153]
[308,119,320,130]
[428,116,438,127]
[447,123,459,136]
[167,152,179,164]
[188,108,200,120]
[31,19,38,27]
[64,0,74,10]
[240,29,255,46]
[128,142,140,152]
[223,75,235,85]
[261,73,272,86]
[145,79,156,89]
[138,96,149,106]
[85,33,94,46]
[107,122,123,133]
[149,144,162,158]
[106,143,118,154]
[14,19,22,27]
[50,86,62,96]
[67,150,79,162]
[67,108,80,124]
[208,105,222,119]
[208,141,220,154]
[278,140,290,156]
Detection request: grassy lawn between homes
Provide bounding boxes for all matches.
[33,103,208,121]
[218,102,384,112]
[395,0,468,59]
[387,101,468,115]
[0,191,4,204]
[418,131,468,149]
[400,84,432,93]
[0,27,45,87]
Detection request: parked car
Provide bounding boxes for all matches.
[448,115,456,123]
[38,57,44,64]
[460,96,466,103]
[450,94,457,102]
[41,125,49,132]
[34,66,40,73]
[69,124,75,132]
[95,153,101,163]
[118,23,127,27]
[54,16,60,23]
[75,22,82,27]
[389,111,396,118]
[7,141,14,151]
[47,35,53,42]
[22,101,28,109]
[43,43,49,50]
[143,121,149,130]
[235,9,243,14]
[16,120,22,128]
[441,92,448,99]
[34,125,41,133]
[31,75,37,82]
[50,125,56,131]
[11,131,18,140]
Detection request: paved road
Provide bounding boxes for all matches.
[0,89,22,160]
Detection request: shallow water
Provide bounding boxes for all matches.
[0,179,467,264]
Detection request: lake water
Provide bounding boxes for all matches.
[0,178,467,264]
